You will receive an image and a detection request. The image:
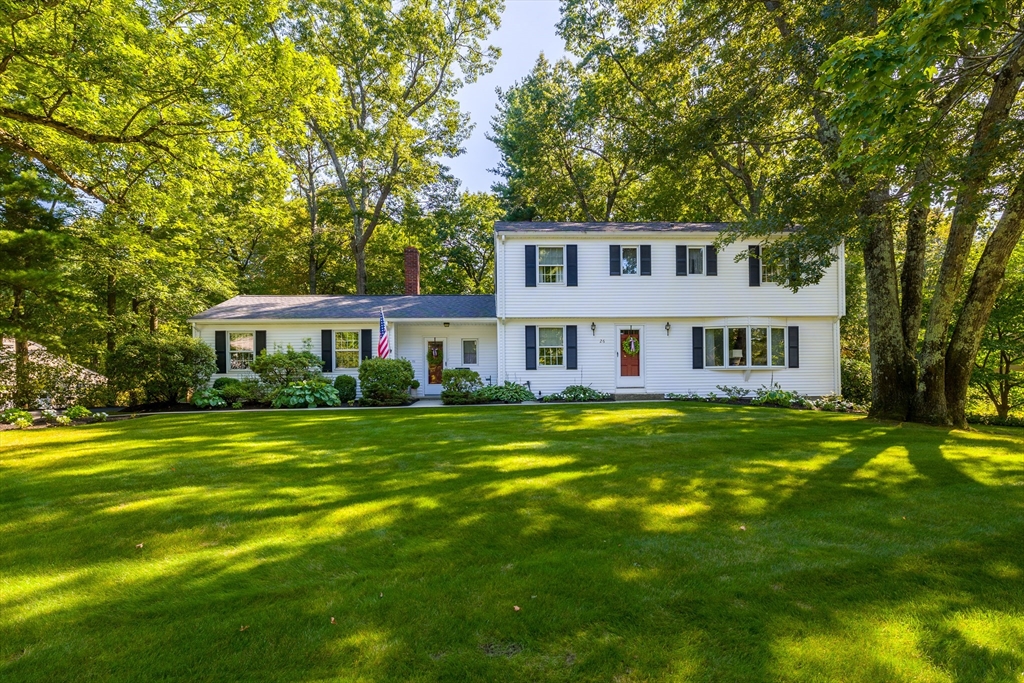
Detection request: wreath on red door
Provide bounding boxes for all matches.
[621,336,639,356]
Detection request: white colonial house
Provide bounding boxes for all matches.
[190,222,845,398]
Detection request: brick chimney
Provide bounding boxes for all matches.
[404,246,420,295]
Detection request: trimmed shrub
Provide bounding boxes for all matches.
[333,374,357,403]
[542,385,611,402]
[250,346,324,395]
[213,377,241,391]
[841,357,872,405]
[1,408,32,424]
[475,381,535,404]
[358,358,416,406]
[272,380,341,408]
[64,405,92,421]
[441,368,483,404]
[107,333,217,406]
[192,388,227,409]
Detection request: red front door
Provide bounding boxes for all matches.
[620,330,640,376]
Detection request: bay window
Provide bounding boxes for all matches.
[703,326,786,368]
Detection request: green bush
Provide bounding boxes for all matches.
[272,380,341,408]
[358,358,416,406]
[333,374,357,403]
[2,407,33,424]
[192,388,227,409]
[841,357,872,405]
[541,385,612,402]
[750,383,801,408]
[475,381,535,404]
[441,368,484,404]
[966,413,1024,428]
[64,405,92,421]
[250,345,324,394]
[212,377,240,391]
[107,333,217,406]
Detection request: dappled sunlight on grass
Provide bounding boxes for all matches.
[1,403,1022,681]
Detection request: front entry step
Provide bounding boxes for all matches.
[613,393,664,401]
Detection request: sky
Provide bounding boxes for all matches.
[447,1,568,193]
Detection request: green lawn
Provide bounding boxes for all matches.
[1,404,1023,682]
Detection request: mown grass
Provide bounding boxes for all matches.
[1,403,1023,682]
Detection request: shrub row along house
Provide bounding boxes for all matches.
[190,222,846,398]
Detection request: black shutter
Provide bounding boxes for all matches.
[321,330,333,372]
[214,331,227,374]
[640,244,652,276]
[706,245,718,276]
[255,330,267,357]
[361,329,373,360]
[525,325,537,370]
[676,245,687,276]
[525,244,536,287]
[692,326,704,369]
[788,326,799,368]
[609,245,621,275]
[566,325,577,369]
[749,245,761,287]
[566,244,578,286]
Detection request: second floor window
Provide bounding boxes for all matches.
[335,331,360,368]
[621,246,639,275]
[538,246,564,283]
[688,247,704,275]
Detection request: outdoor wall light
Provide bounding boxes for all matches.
[665,322,671,335]
[443,322,450,327]
[591,322,597,335]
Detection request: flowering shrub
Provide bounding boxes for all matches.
[41,408,59,423]
[810,394,867,413]
[1,407,32,423]
[55,415,72,426]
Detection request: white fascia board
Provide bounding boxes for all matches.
[188,317,498,324]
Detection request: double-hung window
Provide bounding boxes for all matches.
[538,327,564,366]
[621,246,639,275]
[538,247,565,284]
[229,332,255,370]
[688,247,704,275]
[335,331,360,368]
[462,339,478,365]
[704,326,786,368]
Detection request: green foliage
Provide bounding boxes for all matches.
[970,249,1024,419]
[810,394,866,413]
[750,383,801,408]
[192,389,227,409]
[213,377,241,391]
[333,375,357,403]
[967,413,1024,428]
[250,345,324,394]
[541,385,611,402]
[106,333,216,405]
[11,417,32,429]
[441,368,484,404]
[474,381,535,404]
[715,385,750,401]
[841,358,873,405]
[272,380,341,409]
[55,415,72,426]
[64,405,93,421]
[1,408,33,424]
[358,358,417,406]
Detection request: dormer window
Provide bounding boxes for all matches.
[538,246,565,284]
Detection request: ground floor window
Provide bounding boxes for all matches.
[538,327,564,366]
[705,326,786,368]
[462,339,478,365]
[229,332,255,370]
[335,331,360,368]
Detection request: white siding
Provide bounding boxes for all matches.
[496,233,843,319]
[500,317,839,398]
[393,322,499,396]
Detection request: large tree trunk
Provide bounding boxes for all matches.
[917,38,1024,423]
[862,193,916,420]
[308,247,318,295]
[148,301,158,333]
[900,189,929,353]
[943,171,1024,428]
[354,241,368,295]
[106,273,116,352]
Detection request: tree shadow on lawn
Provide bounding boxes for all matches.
[1,405,1023,682]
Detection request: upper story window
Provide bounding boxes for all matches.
[705,326,786,368]
[335,331,360,368]
[688,247,704,275]
[761,247,782,284]
[229,332,255,370]
[538,246,564,284]
[621,246,639,275]
[538,327,564,366]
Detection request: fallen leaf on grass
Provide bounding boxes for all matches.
[330,617,336,624]
[379,592,383,598]
[739,525,746,531]
[513,605,520,612]
[135,543,144,549]
[239,625,249,632]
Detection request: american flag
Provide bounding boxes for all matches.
[377,308,391,358]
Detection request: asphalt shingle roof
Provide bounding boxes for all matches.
[494,221,735,233]
[189,295,496,321]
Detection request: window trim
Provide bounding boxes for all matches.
[688,246,705,275]
[228,330,256,372]
[702,326,787,369]
[334,329,362,370]
[461,338,479,366]
[538,325,565,367]
[537,245,566,285]
[620,245,640,276]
